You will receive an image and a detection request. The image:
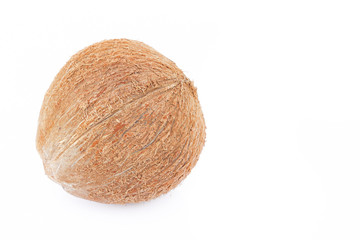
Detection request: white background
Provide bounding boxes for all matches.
[1,0,360,239]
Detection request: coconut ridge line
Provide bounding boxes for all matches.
[36,39,206,204]
[48,81,181,167]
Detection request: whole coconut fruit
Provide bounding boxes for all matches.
[36,39,206,204]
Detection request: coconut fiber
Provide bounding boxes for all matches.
[36,39,206,204]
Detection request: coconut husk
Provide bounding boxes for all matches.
[36,39,206,204]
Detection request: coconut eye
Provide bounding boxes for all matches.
[36,39,206,204]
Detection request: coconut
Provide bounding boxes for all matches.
[36,39,206,204]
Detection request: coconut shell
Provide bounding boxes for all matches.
[36,39,206,204]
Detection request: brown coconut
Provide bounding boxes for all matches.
[36,39,206,204]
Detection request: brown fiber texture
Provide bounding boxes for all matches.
[36,39,206,204]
